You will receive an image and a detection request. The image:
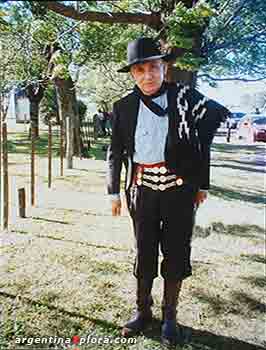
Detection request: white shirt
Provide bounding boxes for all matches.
[133,93,168,164]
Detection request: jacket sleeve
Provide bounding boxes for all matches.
[106,103,124,195]
[190,89,231,190]
[191,89,231,145]
[198,143,210,190]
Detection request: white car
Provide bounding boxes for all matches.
[237,114,266,142]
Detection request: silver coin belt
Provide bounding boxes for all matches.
[135,166,184,191]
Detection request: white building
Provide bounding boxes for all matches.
[6,88,30,126]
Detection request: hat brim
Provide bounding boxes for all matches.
[117,53,171,73]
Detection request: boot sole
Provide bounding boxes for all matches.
[121,320,153,337]
[161,324,184,346]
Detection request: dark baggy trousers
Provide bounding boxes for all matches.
[126,183,197,282]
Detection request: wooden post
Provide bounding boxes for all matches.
[60,120,64,176]
[92,114,98,143]
[2,123,8,229]
[226,126,231,143]
[24,113,27,131]
[18,188,26,218]
[66,116,73,169]
[85,120,91,151]
[48,121,52,188]
[0,96,2,228]
[31,127,36,206]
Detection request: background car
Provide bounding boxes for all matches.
[237,114,266,142]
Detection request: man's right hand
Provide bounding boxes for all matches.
[112,199,121,216]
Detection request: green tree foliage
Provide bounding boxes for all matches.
[77,63,134,109]
[40,83,59,125]
[165,2,215,70]
[200,0,266,82]
[77,99,87,123]
[25,0,265,82]
[1,0,265,105]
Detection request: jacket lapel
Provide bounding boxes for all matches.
[122,92,139,190]
[126,92,139,154]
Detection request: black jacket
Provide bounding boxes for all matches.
[107,83,230,195]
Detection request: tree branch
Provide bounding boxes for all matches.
[221,0,249,31]
[198,73,266,82]
[45,1,162,29]
[205,31,266,54]
[110,2,127,13]
[55,21,82,44]
[207,0,252,50]
[217,0,234,15]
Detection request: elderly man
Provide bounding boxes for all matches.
[107,37,229,345]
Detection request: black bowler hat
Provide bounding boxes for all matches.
[117,37,171,73]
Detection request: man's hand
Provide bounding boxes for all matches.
[112,199,122,216]
[194,190,208,206]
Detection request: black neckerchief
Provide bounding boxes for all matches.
[133,82,168,117]
[133,81,180,172]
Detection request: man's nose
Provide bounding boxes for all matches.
[143,70,153,80]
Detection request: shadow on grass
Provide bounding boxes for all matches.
[11,229,128,252]
[241,276,266,289]
[191,288,230,315]
[191,288,265,318]
[7,129,111,161]
[209,185,265,205]
[211,163,265,174]
[187,326,265,350]
[0,290,265,350]
[211,222,265,239]
[240,254,266,264]
[231,291,266,314]
[95,316,266,350]
[7,132,60,157]
[211,143,263,155]
[87,138,110,161]
[32,216,72,225]
[233,159,266,167]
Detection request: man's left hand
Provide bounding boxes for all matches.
[194,190,208,206]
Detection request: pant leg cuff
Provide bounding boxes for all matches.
[161,270,192,282]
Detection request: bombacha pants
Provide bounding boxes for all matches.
[126,183,197,282]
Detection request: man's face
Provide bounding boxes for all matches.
[130,59,165,96]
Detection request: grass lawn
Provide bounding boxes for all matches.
[0,127,265,350]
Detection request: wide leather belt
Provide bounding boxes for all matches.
[134,162,185,191]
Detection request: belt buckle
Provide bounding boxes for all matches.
[159,166,167,174]
[176,178,183,186]
[153,175,159,183]
[158,184,166,191]
[159,175,166,183]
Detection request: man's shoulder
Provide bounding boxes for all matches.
[166,82,192,96]
[114,90,137,110]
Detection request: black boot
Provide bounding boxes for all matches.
[122,279,153,336]
[161,280,183,346]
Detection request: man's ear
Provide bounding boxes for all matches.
[163,62,168,79]
[130,67,135,80]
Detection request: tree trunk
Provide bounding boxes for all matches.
[161,35,201,87]
[166,64,198,87]
[25,85,44,138]
[160,0,203,87]
[54,76,81,169]
[29,99,40,139]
